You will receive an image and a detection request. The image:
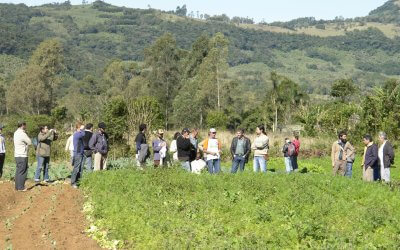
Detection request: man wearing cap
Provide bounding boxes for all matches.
[177,128,193,172]
[202,128,222,174]
[152,129,168,167]
[89,122,109,171]
[0,124,5,178]
[13,121,32,191]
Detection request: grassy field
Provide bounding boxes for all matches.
[81,156,400,248]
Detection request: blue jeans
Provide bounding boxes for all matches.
[231,155,246,173]
[34,156,50,181]
[284,157,293,173]
[207,159,221,174]
[345,162,353,178]
[291,156,298,171]
[253,156,267,172]
[181,161,191,172]
[71,154,84,186]
[82,155,93,174]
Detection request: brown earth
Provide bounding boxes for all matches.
[0,180,102,250]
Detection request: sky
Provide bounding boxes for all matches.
[0,0,389,22]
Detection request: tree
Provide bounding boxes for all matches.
[331,79,357,103]
[144,33,181,129]
[175,5,187,17]
[127,97,163,142]
[29,39,65,109]
[103,97,128,142]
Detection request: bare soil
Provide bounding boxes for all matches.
[0,180,101,250]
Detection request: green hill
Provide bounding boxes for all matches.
[1,0,400,95]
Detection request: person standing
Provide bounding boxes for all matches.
[344,138,356,178]
[230,129,251,173]
[14,121,32,191]
[331,131,354,176]
[202,128,222,174]
[89,122,109,171]
[152,129,167,167]
[71,122,85,188]
[0,124,6,178]
[170,132,180,162]
[189,129,199,162]
[282,138,295,173]
[82,123,94,172]
[251,125,269,173]
[361,134,379,182]
[177,128,192,172]
[291,134,300,171]
[135,124,149,167]
[34,125,56,183]
[378,132,395,182]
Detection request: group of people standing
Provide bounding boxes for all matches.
[5,121,109,191]
[134,124,301,174]
[331,131,395,182]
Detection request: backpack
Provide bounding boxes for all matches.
[32,137,39,150]
[287,143,296,157]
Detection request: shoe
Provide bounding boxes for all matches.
[16,188,28,192]
[72,185,78,189]
[34,179,40,183]
[44,179,51,183]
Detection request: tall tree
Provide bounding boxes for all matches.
[144,33,181,129]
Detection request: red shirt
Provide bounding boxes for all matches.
[292,139,300,156]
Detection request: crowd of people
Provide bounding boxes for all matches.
[7,121,109,191]
[134,124,300,175]
[0,120,395,192]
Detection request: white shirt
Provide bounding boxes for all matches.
[65,135,74,151]
[378,141,386,169]
[0,134,5,154]
[14,128,32,157]
[205,138,220,161]
[191,159,207,174]
[170,140,178,161]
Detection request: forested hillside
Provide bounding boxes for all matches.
[1,0,400,136]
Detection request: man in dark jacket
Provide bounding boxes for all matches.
[135,124,148,166]
[378,131,395,182]
[89,122,109,171]
[362,134,379,182]
[177,128,192,172]
[230,129,251,173]
[82,123,93,173]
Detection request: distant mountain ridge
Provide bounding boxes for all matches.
[0,0,399,96]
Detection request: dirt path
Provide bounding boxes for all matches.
[0,180,102,250]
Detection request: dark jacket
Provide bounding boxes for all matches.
[230,136,251,162]
[89,131,109,155]
[177,135,192,161]
[364,143,379,169]
[381,141,395,168]
[135,132,147,153]
[82,130,93,150]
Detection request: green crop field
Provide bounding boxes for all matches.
[79,156,400,248]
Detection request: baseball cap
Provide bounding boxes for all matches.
[210,128,217,133]
[182,128,190,133]
[157,129,164,134]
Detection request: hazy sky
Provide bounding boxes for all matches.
[0,0,388,22]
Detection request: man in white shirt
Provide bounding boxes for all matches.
[378,131,395,182]
[201,128,222,174]
[0,124,5,178]
[13,121,32,191]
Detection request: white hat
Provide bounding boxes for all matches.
[210,128,217,133]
